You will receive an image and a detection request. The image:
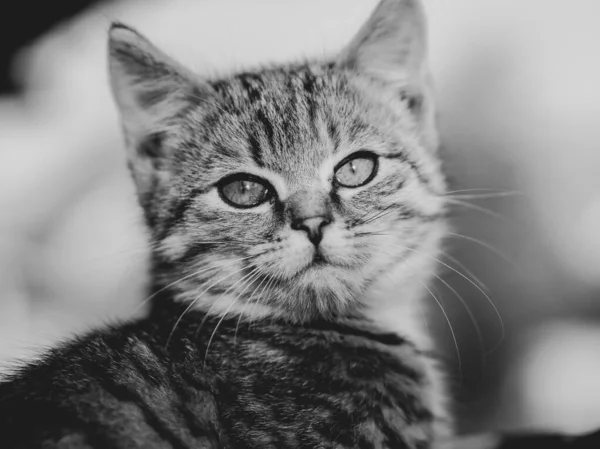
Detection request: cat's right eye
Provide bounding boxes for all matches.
[218,173,273,209]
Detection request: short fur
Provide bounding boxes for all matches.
[0,1,455,447]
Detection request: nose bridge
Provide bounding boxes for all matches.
[287,189,332,221]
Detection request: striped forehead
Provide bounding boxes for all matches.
[208,65,350,184]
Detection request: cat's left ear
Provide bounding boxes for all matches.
[338,0,438,151]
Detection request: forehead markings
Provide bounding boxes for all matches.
[229,67,335,195]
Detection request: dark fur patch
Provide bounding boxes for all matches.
[138,132,165,160]
[0,300,439,448]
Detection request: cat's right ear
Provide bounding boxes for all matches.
[108,23,209,204]
[108,23,198,141]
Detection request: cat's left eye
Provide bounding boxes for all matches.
[218,174,272,209]
[334,152,378,188]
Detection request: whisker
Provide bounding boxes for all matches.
[203,299,237,368]
[135,254,258,314]
[165,264,250,348]
[444,198,505,221]
[368,237,505,351]
[366,236,504,353]
[193,265,262,335]
[355,206,385,225]
[248,274,278,330]
[446,232,511,264]
[445,192,521,200]
[440,252,490,294]
[233,269,267,346]
[191,266,263,343]
[419,281,463,379]
[354,231,391,238]
[445,188,522,198]
[362,211,397,226]
[202,267,261,366]
[432,271,485,365]
[395,244,506,353]
[356,204,397,226]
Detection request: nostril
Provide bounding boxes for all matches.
[319,217,332,228]
[291,216,332,245]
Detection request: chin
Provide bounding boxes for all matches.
[270,263,365,321]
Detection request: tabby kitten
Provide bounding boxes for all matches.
[0,0,454,447]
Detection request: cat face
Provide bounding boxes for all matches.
[108,0,447,322]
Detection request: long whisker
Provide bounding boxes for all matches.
[233,269,268,346]
[191,265,264,341]
[446,232,511,264]
[446,193,521,200]
[440,252,490,294]
[165,264,250,348]
[362,210,397,227]
[395,244,505,352]
[263,275,282,329]
[419,280,462,378]
[353,203,393,226]
[369,236,505,351]
[356,204,397,226]
[135,255,258,314]
[432,271,484,364]
[444,198,505,221]
[365,235,503,353]
[445,188,522,198]
[202,267,262,366]
[203,299,237,368]
[354,231,393,238]
[248,274,278,330]
[191,266,261,344]
[369,245,484,354]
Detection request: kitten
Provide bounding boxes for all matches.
[0,0,455,447]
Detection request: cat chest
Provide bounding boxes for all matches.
[211,339,437,448]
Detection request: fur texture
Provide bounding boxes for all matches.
[0,1,455,447]
[0,298,448,448]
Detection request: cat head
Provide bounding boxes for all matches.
[108,0,447,322]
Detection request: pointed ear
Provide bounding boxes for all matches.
[339,0,438,150]
[108,23,208,209]
[108,23,198,140]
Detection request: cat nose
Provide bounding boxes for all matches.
[291,216,332,245]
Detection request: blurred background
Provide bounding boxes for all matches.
[1,0,599,437]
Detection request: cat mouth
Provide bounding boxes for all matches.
[305,249,341,271]
[295,248,348,277]
[312,250,327,265]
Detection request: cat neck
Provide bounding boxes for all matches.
[360,239,445,353]
[147,280,435,355]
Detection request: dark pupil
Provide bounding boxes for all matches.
[240,181,251,193]
[222,178,267,207]
[349,161,357,174]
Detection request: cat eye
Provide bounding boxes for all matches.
[218,174,273,208]
[334,152,378,188]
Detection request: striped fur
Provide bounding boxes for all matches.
[0,1,458,447]
[0,299,448,448]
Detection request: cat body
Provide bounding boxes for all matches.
[0,298,447,448]
[0,0,454,447]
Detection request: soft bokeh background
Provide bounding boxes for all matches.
[1,0,599,436]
